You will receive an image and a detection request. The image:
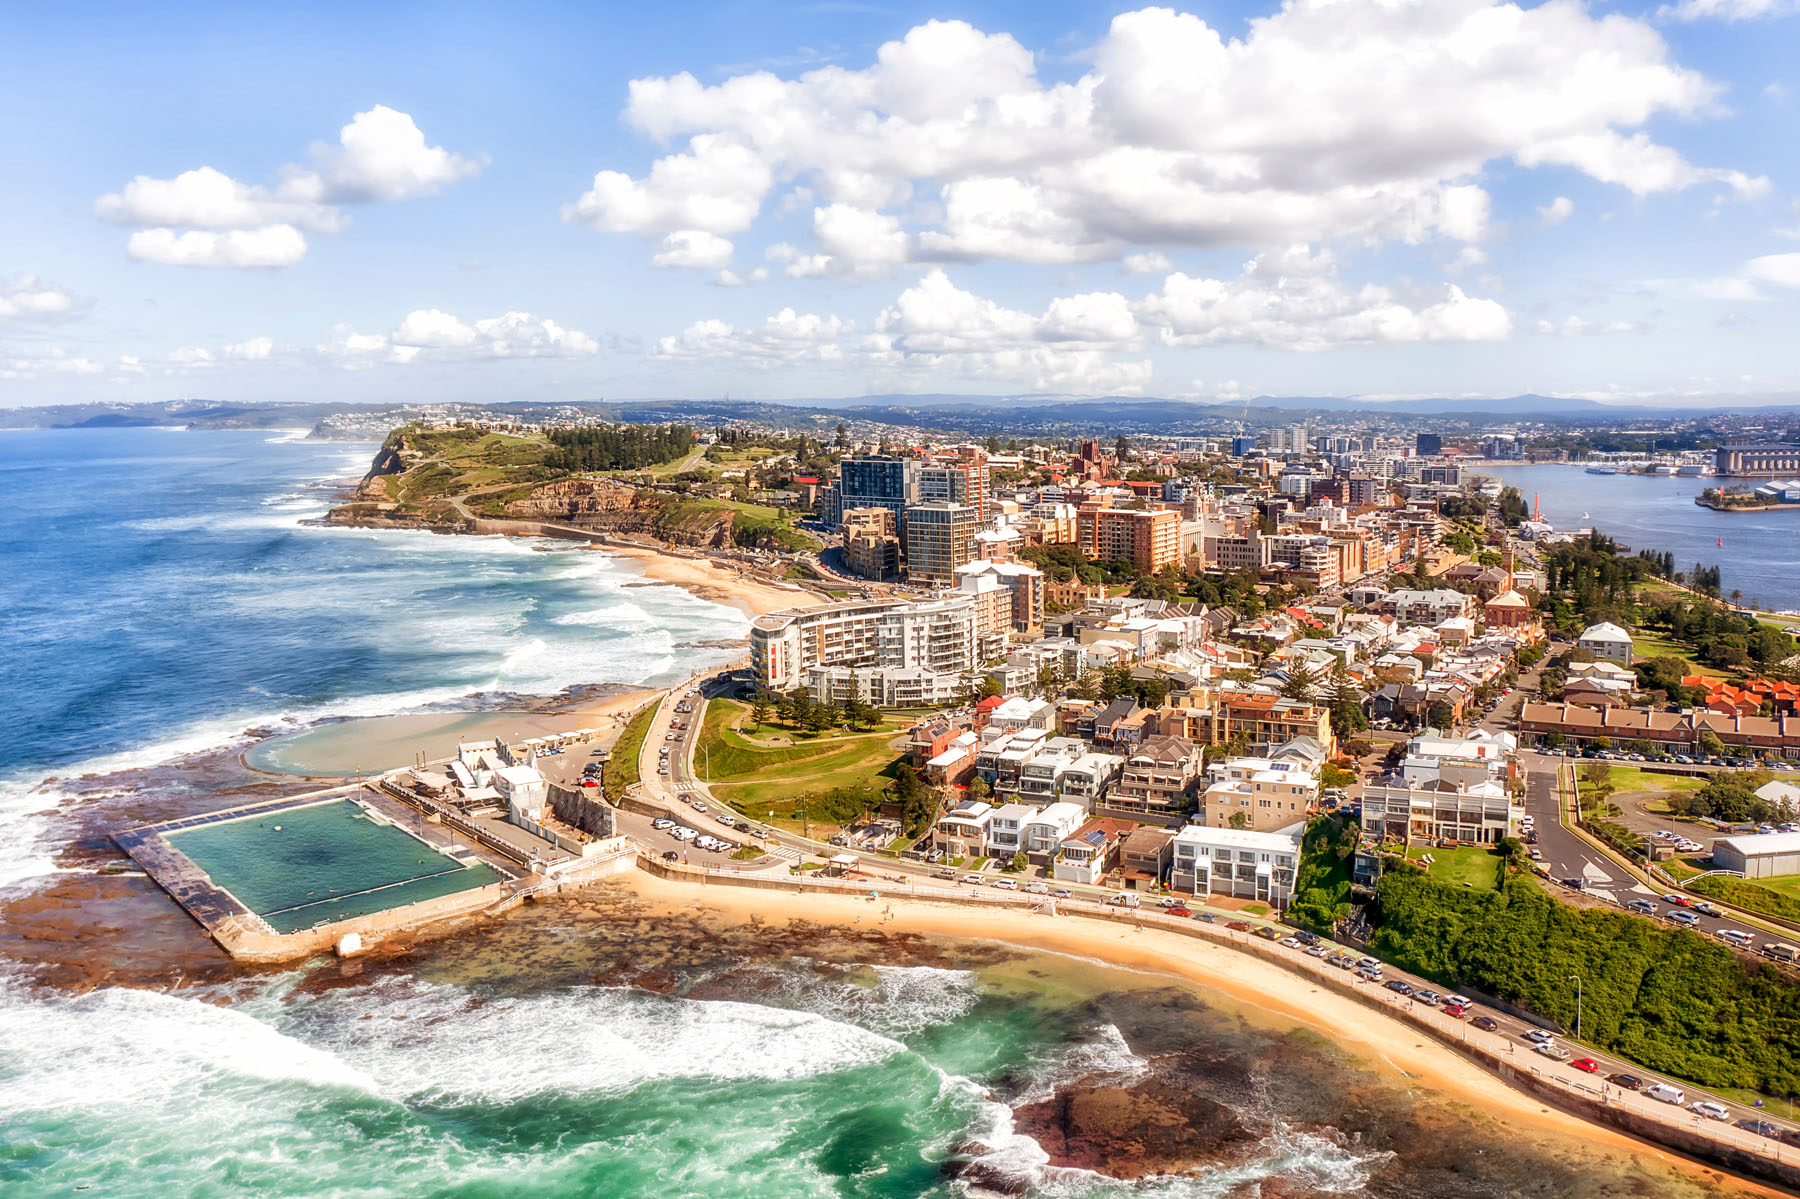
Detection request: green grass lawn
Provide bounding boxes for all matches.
[1630,630,1729,677]
[1599,767,1708,795]
[605,704,656,802]
[1745,871,1800,904]
[1405,845,1501,889]
[697,698,905,818]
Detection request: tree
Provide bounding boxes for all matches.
[749,693,771,732]
[1544,731,1565,749]
[1007,850,1028,874]
[968,774,992,803]
[1321,763,1357,789]
[1114,433,1131,462]
[1280,663,1325,702]
[834,421,849,450]
[1228,811,1250,830]
[1699,729,1726,757]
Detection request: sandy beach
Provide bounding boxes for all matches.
[617,870,1783,1195]
[598,542,822,618]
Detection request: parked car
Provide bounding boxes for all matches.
[1571,1058,1601,1074]
[1443,1004,1469,1019]
[1608,1073,1643,1090]
[932,868,959,880]
[1471,1016,1499,1032]
[1253,925,1282,941]
[1024,881,1050,894]
[1167,905,1192,918]
[1521,1028,1553,1045]
[961,873,985,885]
[1294,930,1320,946]
[1690,1101,1731,1121]
[652,817,674,830]
[1534,1042,1572,1062]
[1626,899,1657,915]
[1384,979,1414,996]
[990,878,1019,890]
[1051,888,1072,899]
[1279,935,1302,948]
[1227,920,1253,932]
[1194,911,1217,923]
[1306,944,1332,958]
[1413,989,1441,1006]
[1738,1119,1786,1139]
[1645,1084,1686,1105]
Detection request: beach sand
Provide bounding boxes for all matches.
[598,543,821,618]
[617,870,1782,1195]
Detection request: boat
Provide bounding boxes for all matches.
[1585,466,1619,475]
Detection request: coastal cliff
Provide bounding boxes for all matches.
[321,425,818,553]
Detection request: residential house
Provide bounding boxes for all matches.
[1169,823,1304,910]
[1053,817,1137,885]
[931,801,993,858]
[1021,801,1087,864]
[1110,735,1206,816]
[1118,826,1174,889]
[1576,621,1634,664]
[1200,755,1320,832]
[984,802,1036,859]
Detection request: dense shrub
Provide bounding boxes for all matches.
[1371,871,1800,1094]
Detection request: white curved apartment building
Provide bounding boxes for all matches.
[750,594,979,693]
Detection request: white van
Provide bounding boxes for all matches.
[1645,1083,1685,1105]
[1107,893,1140,908]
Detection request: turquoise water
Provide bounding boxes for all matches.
[167,800,506,933]
[0,927,1735,1199]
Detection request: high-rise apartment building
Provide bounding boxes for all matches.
[904,500,977,586]
[750,595,980,692]
[836,456,921,527]
[920,458,989,521]
[1077,504,1181,572]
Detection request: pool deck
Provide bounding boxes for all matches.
[113,785,593,962]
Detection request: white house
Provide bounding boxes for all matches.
[1577,621,1634,664]
[1168,823,1305,910]
[932,801,992,858]
[1021,801,1086,863]
[985,802,1037,858]
[495,763,549,820]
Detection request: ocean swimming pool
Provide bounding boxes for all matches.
[166,799,506,933]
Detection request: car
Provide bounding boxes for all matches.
[1413,989,1441,1006]
[691,800,708,813]
[990,877,1019,890]
[1528,849,1543,860]
[1158,896,1183,908]
[1471,1016,1499,1032]
[1194,911,1217,923]
[579,778,600,788]
[962,873,985,885]
[716,812,737,825]
[1051,888,1072,899]
[1645,1084,1686,1105]
[1167,904,1192,918]
[657,763,669,775]
[661,849,680,861]
[1668,910,1701,927]
[1561,877,1585,891]
[1572,1058,1601,1074]
[1357,966,1384,981]
[1384,979,1413,995]
[1295,930,1320,946]
[1306,944,1332,958]
[1661,893,1690,907]
[1717,929,1756,948]
[1279,935,1302,948]
[1227,920,1253,932]
[1534,1042,1572,1061]
[1626,899,1657,915]
[1690,1101,1731,1121]
[1024,881,1050,894]
[1690,901,1720,916]
[1608,1073,1643,1090]
[1738,1119,1786,1139]
[1520,1028,1553,1045]
[1253,926,1282,941]
[1442,1003,1469,1019]
[931,868,959,880]
[1444,994,1473,1008]
[652,817,673,830]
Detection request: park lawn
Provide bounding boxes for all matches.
[1662,857,1704,882]
[697,698,907,815]
[1405,845,1501,889]
[1746,872,1800,905]
[1599,767,1707,795]
[605,704,655,803]
[1630,630,1729,678]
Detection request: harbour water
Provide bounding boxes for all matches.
[1473,465,1800,610]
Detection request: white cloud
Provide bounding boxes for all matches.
[224,336,275,360]
[713,266,770,286]
[1539,196,1575,226]
[1534,316,1644,336]
[1134,248,1511,351]
[97,107,479,268]
[0,347,106,379]
[125,225,309,269]
[577,4,1758,274]
[651,230,736,269]
[1659,0,1800,20]
[1747,252,1800,287]
[1121,251,1173,276]
[321,308,600,368]
[0,275,81,323]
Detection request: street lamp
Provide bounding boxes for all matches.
[1568,973,1582,1041]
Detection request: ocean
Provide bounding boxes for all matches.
[0,426,751,885]
[1473,464,1800,611]
[0,429,1765,1198]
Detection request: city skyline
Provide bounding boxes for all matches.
[3,0,1799,408]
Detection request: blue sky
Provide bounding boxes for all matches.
[2,0,1798,408]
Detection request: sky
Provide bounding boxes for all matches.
[2,0,1799,410]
